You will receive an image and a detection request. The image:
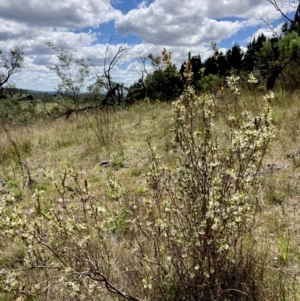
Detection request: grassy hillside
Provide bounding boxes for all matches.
[1,85,300,300]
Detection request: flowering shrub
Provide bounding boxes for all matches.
[114,57,274,300]
[0,51,275,301]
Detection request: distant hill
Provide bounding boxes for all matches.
[0,87,58,99]
[25,89,57,95]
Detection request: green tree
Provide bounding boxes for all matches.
[242,34,267,72]
[198,74,222,94]
[256,1,300,89]
[217,52,229,76]
[127,79,146,104]
[190,54,202,81]
[203,56,218,76]
[278,31,300,88]
[256,36,281,90]
[203,51,228,77]
[180,53,203,91]
[144,66,183,101]
[0,46,24,87]
[143,51,183,101]
[257,33,300,89]
[226,43,244,73]
[86,77,106,103]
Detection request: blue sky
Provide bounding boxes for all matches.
[0,0,297,91]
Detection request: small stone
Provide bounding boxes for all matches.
[0,180,7,187]
[99,161,110,167]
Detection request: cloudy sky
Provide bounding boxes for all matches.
[0,0,297,91]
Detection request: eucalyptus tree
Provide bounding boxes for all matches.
[46,42,92,110]
[0,46,24,87]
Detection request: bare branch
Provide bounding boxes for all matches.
[257,12,281,37]
[91,36,130,106]
[103,37,130,91]
[46,42,92,110]
[87,259,141,301]
[265,0,295,23]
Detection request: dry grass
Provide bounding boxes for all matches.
[0,101,173,203]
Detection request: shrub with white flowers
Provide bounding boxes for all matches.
[115,56,274,300]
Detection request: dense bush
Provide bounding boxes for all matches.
[144,67,183,102]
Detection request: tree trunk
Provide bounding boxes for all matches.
[266,66,283,90]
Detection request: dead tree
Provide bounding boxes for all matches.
[51,38,131,118]
[100,38,130,106]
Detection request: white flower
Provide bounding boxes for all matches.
[233,87,240,95]
[248,73,258,84]
[263,91,275,102]
[142,277,152,289]
[226,74,240,95]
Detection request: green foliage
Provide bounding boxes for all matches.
[198,74,222,93]
[279,32,300,61]
[203,55,226,77]
[226,43,244,72]
[203,56,219,75]
[278,235,289,265]
[253,33,300,90]
[86,78,106,102]
[144,66,183,101]
[127,50,183,102]
[112,153,125,170]
[266,190,285,205]
[0,97,39,125]
[243,34,267,72]
[253,37,282,90]
[127,79,146,104]
[200,32,300,91]
[180,53,203,86]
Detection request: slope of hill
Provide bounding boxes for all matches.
[0,87,300,300]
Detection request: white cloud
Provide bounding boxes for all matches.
[0,0,122,29]
[0,0,298,91]
[247,23,284,43]
[115,0,278,46]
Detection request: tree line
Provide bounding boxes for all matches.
[128,31,300,103]
[128,0,300,102]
